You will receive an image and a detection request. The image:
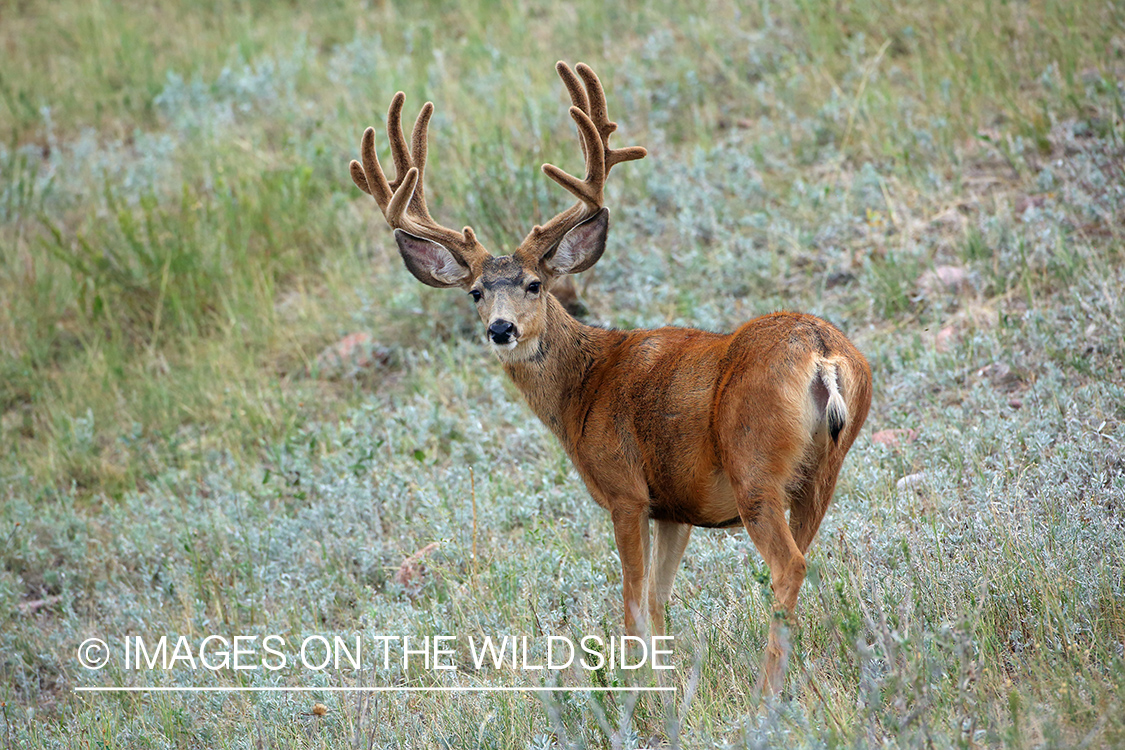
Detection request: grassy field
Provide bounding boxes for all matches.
[2,0,1123,746]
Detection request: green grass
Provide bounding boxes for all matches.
[2,0,1124,747]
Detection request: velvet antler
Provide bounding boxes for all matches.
[515,62,647,264]
[349,92,488,272]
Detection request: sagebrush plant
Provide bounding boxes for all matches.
[1,0,1123,747]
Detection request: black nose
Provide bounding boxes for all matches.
[488,319,516,344]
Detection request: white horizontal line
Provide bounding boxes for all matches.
[75,686,676,693]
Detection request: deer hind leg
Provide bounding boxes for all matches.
[644,520,693,636]
[788,452,845,554]
[731,475,807,695]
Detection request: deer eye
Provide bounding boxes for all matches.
[469,289,482,302]
[526,281,541,295]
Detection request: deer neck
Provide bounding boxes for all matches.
[500,294,614,441]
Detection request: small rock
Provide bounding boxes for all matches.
[1015,194,1049,214]
[394,542,441,598]
[826,270,856,289]
[1080,67,1102,85]
[872,429,918,447]
[935,265,969,289]
[918,265,971,297]
[977,361,1024,391]
[935,326,956,352]
[976,361,1011,381]
[17,595,62,615]
[313,333,390,379]
[896,472,927,491]
[1008,398,1023,410]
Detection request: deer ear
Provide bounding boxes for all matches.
[395,229,472,288]
[542,208,609,276]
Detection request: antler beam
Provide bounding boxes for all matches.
[350,93,486,269]
[517,62,647,261]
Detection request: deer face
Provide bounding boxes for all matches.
[470,255,547,357]
[393,208,609,361]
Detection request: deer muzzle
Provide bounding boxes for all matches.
[488,319,517,346]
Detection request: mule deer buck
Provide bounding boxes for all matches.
[349,62,872,693]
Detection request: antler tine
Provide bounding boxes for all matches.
[575,64,611,140]
[555,62,590,161]
[575,63,648,170]
[351,127,390,206]
[350,93,484,268]
[386,92,411,190]
[517,62,646,262]
[541,105,605,207]
[349,143,371,194]
[409,101,435,218]
[556,62,590,114]
[384,167,420,228]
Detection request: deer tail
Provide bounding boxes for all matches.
[819,362,848,444]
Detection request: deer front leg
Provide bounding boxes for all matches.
[611,508,650,637]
